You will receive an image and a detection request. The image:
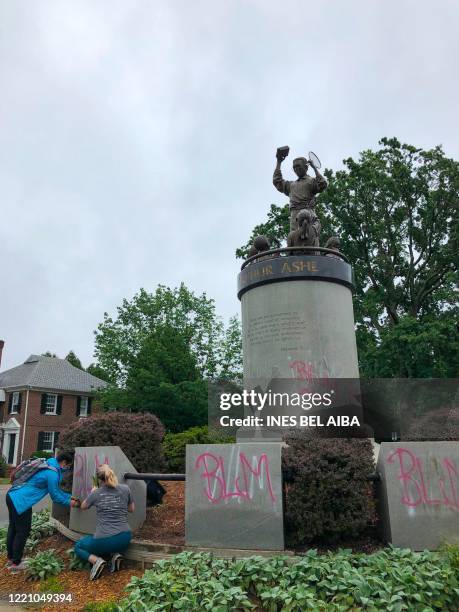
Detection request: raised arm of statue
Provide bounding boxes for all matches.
[309,161,328,194]
[273,161,291,196]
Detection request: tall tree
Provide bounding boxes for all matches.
[237,138,458,377]
[93,284,243,430]
[65,351,84,370]
[94,284,225,386]
[86,363,112,382]
[217,315,243,383]
[123,325,207,431]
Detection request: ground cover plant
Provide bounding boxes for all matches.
[67,547,91,570]
[119,549,459,611]
[25,549,65,581]
[0,508,54,554]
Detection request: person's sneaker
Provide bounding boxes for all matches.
[109,553,123,573]
[9,560,28,572]
[89,557,106,581]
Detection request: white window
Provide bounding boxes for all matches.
[45,394,58,415]
[79,396,88,417]
[42,432,56,452]
[11,392,20,414]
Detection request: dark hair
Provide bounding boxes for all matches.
[56,451,74,465]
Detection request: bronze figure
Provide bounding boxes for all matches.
[287,209,320,248]
[273,147,327,231]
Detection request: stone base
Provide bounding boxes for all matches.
[185,443,284,550]
[376,441,459,550]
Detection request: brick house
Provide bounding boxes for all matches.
[0,353,107,466]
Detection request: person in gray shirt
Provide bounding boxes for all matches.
[74,465,135,580]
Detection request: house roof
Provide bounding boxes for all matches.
[0,355,108,394]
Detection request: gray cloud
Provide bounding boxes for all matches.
[1,0,458,370]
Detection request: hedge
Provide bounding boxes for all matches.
[59,412,166,473]
[163,426,235,472]
[282,437,376,546]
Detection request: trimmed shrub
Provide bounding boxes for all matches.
[282,437,376,546]
[0,454,7,477]
[60,412,166,473]
[30,450,54,459]
[163,426,235,472]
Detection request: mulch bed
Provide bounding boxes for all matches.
[134,481,185,546]
[0,541,143,611]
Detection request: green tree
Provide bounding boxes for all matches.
[217,315,243,383]
[42,351,58,358]
[86,363,112,382]
[65,351,83,370]
[237,138,458,377]
[94,284,224,386]
[98,325,208,432]
[122,325,207,431]
[94,284,242,430]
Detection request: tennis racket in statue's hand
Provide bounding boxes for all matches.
[308,151,321,169]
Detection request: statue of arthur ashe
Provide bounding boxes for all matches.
[273,147,327,232]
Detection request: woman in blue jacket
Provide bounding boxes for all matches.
[6,452,78,572]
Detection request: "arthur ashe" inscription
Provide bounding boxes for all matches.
[240,259,318,285]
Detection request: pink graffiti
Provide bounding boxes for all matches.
[387,447,459,510]
[195,452,277,505]
[288,359,331,396]
[73,452,110,500]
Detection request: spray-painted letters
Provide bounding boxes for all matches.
[387,447,459,510]
[73,451,110,501]
[195,451,276,504]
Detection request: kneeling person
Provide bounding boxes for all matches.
[74,465,134,580]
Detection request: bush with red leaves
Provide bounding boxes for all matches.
[282,437,376,547]
[59,412,167,473]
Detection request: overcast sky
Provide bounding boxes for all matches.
[1,0,458,371]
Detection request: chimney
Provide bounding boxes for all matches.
[0,340,4,369]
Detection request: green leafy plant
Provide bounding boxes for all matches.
[0,526,8,553]
[26,509,56,551]
[67,548,91,571]
[38,576,66,593]
[25,550,64,581]
[30,450,54,459]
[119,549,459,611]
[0,509,55,553]
[83,603,119,612]
[439,541,459,571]
[163,426,235,472]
